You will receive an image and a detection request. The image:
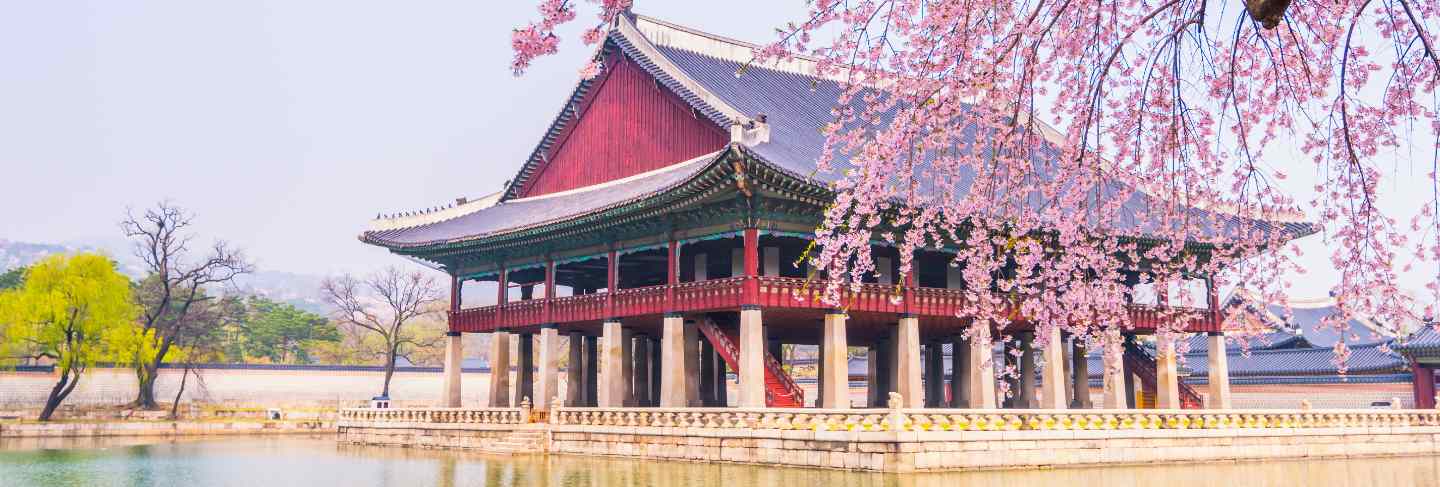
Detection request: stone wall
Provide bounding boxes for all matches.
[0,420,331,438]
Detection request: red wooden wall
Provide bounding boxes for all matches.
[516,52,729,198]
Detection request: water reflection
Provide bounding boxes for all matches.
[1,437,1437,487]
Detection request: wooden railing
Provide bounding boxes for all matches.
[450,276,1220,332]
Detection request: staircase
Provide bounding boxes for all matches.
[1123,341,1203,409]
[697,317,805,407]
[486,428,548,454]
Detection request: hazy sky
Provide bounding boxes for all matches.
[1,1,1433,301]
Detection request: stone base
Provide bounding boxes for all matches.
[336,421,1440,472]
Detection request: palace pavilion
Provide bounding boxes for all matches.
[360,13,1315,412]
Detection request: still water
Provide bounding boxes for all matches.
[1,436,1437,487]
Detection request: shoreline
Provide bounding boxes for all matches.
[0,419,334,439]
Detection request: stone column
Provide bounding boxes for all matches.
[1101,332,1128,409]
[488,331,512,407]
[535,326,560,411]
[566,332,583,406]
[683,319,700,406]
[598,321,626,407]
[816,339,826,407]
[660,314,688,407]
[1017,332,1036,408]
[821,310,850,409]
[867,345,883,407]
[517,333,535,406]
[924,342,945,407]
[1071,338,1092,408]
[699,338,716,406]
[1155,336,1181,409]
[714,346,729,406]
[968,327,997,408]
[584,335,599,406]
[893,315,923,408]
[649,338,662,405]
[442,331,463,408]
[738,305,766,407]
[634,335,650,406]
[1039,327,1067,409]
[950,335,970,408]
[1206,332,1232,409]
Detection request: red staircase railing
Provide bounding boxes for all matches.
[695,317,805,407]
[1123,341,1203,409]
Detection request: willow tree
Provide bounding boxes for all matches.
[0,254,138,421]
[514,1,1439,355]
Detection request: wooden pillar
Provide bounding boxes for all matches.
[1207,332,1232,409]
[488,331,511,407]
[1039,327,1067,409]
[442,331,463,407]
[895,315,922,408]
[699,338,716,406]
[535,326,559,410]
[950,335,970,408]
[1155,335,1181,409]
[544,259,556,323]
[606,249,617,316]
[665,240,678,308]
[738,305,765,407]
[742,228,759,304]
[598,320,626,407]
[566,332,584,406]
[1071,338,1092,408]
[583,335,599,406]
[821,310,849,409]
[1413,360,1437,409]
[968,326,997,408]
[517,333,535,405]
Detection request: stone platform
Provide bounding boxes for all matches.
[336,405,1440,472]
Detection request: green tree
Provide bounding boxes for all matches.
[243,297,339,364]
[0,266,26,290]
[0,254,138,421]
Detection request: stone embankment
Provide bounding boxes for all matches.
[1,419,333,439]
[337,403,1440,472]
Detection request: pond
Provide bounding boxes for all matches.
[1,436,1437,487]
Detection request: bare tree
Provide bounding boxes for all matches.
[321,266,443,398]
[122,202,253,409]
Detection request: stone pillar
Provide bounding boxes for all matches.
[488,331,512,407]
[699,338,716,406]
[660,314,688,407]
[1155,336,1181,409]
[442,331,463,407]
[950,335,970,408]
[683,319,700,406]
[1038,327,1067,409]
[892,315,923,408]
[634,335,651,407]
[598,321,626,407]
[621,328,635,406]
[1206,332,1232,409]
[584,335,599,406]
[535,326,560,411]
[1071,338,1092,409]
[968,327,997,408]
[816,339,826,407]
[566,332,584,406]
[714,345,729,406]
[867,345,883,407]
[1017,332,1036,408]
[924,342,945,407]
[1101,333,1128,409]
[738,305,766,407]
[821,310,849,409]
[517,333,535,406]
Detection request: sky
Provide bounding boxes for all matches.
[0,1,1433,303]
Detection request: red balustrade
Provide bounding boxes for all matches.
[447,276,1220,333]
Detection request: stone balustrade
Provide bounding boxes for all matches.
[549,406,1440,432]
[338,407,525,425]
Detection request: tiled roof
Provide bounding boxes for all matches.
[361,152,720,248]
[361,13,1314,252]
[1394,326,1440,356]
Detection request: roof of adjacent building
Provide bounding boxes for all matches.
[360,13,1315,254]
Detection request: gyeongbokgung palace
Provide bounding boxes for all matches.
[359,13,1319,414]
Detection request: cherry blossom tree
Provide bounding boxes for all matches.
[512,1,1439,363]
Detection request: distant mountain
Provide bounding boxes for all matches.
[0,238,332,314]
